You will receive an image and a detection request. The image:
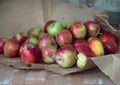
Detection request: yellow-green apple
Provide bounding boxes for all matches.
[69,22,86,39]
[54,44,77,68]
[99,32,117,54]
[84,21,100,37]
[41,46,57,64]
[38,34,57,50]
[88,37,104,57]
[4,39,20,58]
[20,42,41,65]
[76,52,91,69]
[47,22,63,37]
[0,38,7,54]
[56,29,73,46]
[44,20,56,33]
[13,32,28,45]
[28,27,42,38]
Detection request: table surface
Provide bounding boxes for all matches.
[0,64,116,85]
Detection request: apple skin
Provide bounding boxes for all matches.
[38,34,57,50]
[65,21,75,29]
[56,29,73,46]
[4,39,20,58]
[99,32,117,54]
[13,32,28,45]
[41,46,56,64]
[44,20,56,33]
[69,22,86,39]
[54,44,77,68]
[73,39,87,47]
[47,22,63,37]
[0,38,7,54]
[88,37,104,57]
[20,43,41,65]
[84,21,100,37]
[28,27,42,37]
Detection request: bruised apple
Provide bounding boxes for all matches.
[54,44,77,68]
[56,29,73,46]
[41,46,57,64]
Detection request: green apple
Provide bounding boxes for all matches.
[47,22,63,37]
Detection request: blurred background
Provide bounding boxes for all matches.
[57,0,120,29]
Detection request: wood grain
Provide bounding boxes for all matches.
[0,64,115,85]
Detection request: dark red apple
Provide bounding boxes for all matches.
[20,42,41,65]
[0,38,7,54]
[84,21,100,37]
[99,32,117,54]
[41,46,57,64]
[44,20,56,33]
[38,34,57,50]
[69,22,86,39]
[54,44,77,68]
[4,39,20,58]
[13,32,28,45]
[73,39,87,47]
[56,29,73,46]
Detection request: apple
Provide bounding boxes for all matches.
[56,29,73,46]
[24,37,38,46]
[76,52,91,69]
[84,21,100,37]
[38,34,57,50]
[28,27,42,37]
[65,21,74,29]
[20,42,41,65]
[88,37,104,57]
[44,20,56,33]
[41,46,56,64]
[47,21,63,37]
[73,39,87,47]
[54,44,77,68]
[69,22,86,39]
[99,32,117,54]
[0,38,7,54]
[4,39,20,58]
[13,32,28,45]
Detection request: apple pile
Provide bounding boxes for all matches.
[0,20,118,69]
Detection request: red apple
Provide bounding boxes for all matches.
[13,32,28,45]
[73,39,87,47]
[38,34,57,50]
[0,38,7,54]
[44,20,56,33]
[54,44,77,68]
[84,21,100,37]
[4,39,20,58]
[56,29,73,46]
[20,42,41,65]
[99,32,117,54]
[24,37,38,46]
[69,22,86,39]
[88,37,104,57]
[41,46,57,64]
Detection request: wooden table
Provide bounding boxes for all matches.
[0,64,115,85]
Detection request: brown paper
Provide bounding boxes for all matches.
[0,0,120,84]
